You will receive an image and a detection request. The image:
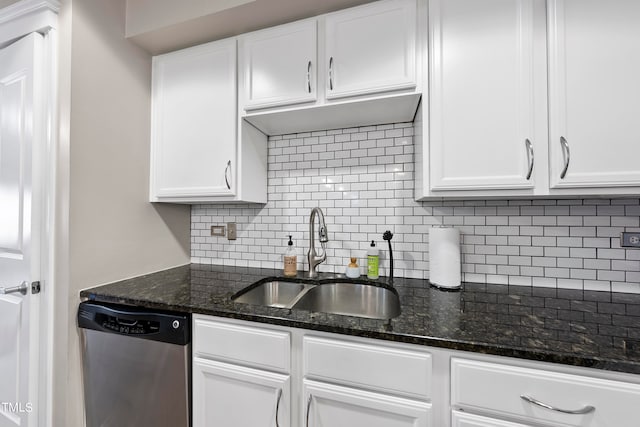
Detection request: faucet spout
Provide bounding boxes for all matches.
[308,207,329,278]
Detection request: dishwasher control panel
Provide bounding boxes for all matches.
[78,301,190,345]
[97,313,161,335]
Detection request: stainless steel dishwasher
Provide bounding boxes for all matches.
[78,301,191,427]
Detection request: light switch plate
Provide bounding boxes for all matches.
[621,232,640,248]
[211,225,225,237]
[227,222,237,240]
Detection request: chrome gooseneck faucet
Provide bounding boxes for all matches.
[307,207,329,278]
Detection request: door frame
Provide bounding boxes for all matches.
[0,1,59,426]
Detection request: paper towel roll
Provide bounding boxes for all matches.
[429,226,461,289]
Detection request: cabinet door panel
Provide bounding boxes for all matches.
[151,39,236,199]
[452,411,534,427]
[303,380,430,427]
[548,0,640,188]
[193,358,290,427]
[242,20,317,110]
[429,0,547,191]
[325,0,416,99]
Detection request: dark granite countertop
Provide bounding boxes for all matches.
[80,263,640,375]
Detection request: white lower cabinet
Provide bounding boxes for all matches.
[192,315,433,427]
[303,379,431,427]
[192,357,290,427]
[192,315,640,427]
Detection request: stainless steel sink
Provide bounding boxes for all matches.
[232,279,401,320]
[292,282,401,320]
[232,280,310,308]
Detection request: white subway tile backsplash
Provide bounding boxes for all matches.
[191,122,640,293]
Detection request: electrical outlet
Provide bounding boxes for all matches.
[210,225,225,237]
[227,222,237,240]
[621,232,640,248]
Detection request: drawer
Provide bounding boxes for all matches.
[303,335,431,400]
[193,316,290,373]
[452,358,640,427]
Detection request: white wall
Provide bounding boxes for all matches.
[124,0,376,54]
[53,0,191,425]
[0,0,20,8]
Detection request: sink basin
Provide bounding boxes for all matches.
[292,282,401,320]
[232,280,309,308]
[232,279,401,320]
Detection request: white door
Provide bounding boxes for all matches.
[0,32,43,427]
[193,357,290,427]
[324,0,417,100]
[241,20,317,110]
[429,0,547,191]
[151,38,237,200]
[548,0,640,188]
[303,380,430,427]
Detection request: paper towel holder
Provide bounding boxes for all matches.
[428,225,462,291]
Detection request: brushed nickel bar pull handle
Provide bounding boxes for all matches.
[525,138,534,180]
[520,395,595,415]
[305,394,313,427]
[0,281,28,295]
[560,136,570,179]
[275,388,282,427]
[224,160,231,190]
[307,61,312,93]
[328,57,334,91]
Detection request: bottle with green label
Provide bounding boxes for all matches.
[367,240,379,279]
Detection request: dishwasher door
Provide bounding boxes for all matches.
[78,301,191,427]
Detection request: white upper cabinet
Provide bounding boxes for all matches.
[548,0,640,189]
[151,39,237,200]
[428,0,547,192]
[240,0,421,135]
[324,0,417,100]
[240,20,317,111]
[151,38,267,204]
[416,0,640,200]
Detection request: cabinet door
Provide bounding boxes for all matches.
[429,0,547,191]
[548,0,640,188]
[151,39,236,200]
[303,379,430,427]
[324,0,416,99]
[452,411,534,427]
[241,20,317,110]
[193,357,290,427]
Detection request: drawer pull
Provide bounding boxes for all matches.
[305,394,313,427]
[559,136,570,179]
[275,388,282,427]
[520,394,595,415]
[525,138,534,180]
[224,160,232,190]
